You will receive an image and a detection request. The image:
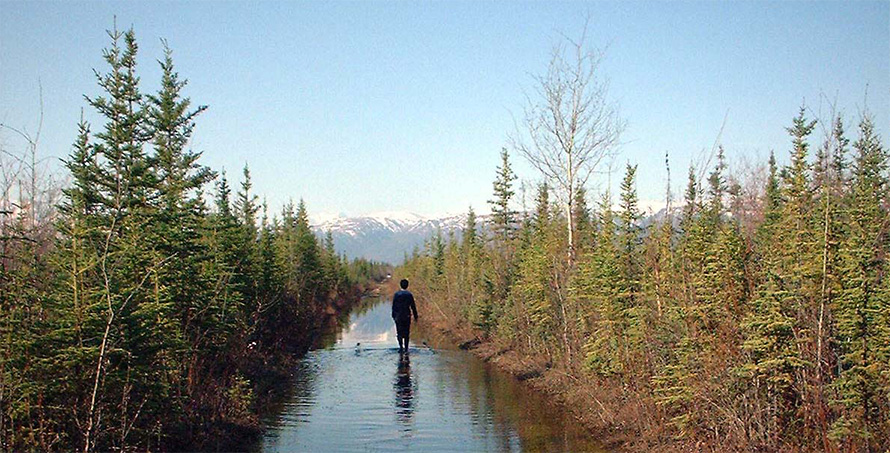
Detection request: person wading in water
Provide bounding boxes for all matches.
[392,279,418,353]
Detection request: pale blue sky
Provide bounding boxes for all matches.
[1,1,887,218]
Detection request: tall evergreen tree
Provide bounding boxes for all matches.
[706,147,727,220]
[742,108,818,446]
[233,165,261,315]
[830,113,890,448]
[463,206,479,251]
[513,183,559,356]
[292,199,322,316]
[146,43,212,214]
[681,165,700,235]
[617,164,643,339]
[573,186,593,255]
[87,27,152,215]
[489,148,518,242]
[234,165,259,234]
[144,43,217,437]
[575,190,624,376]
[533,182,551,236]
[57,25,184,451]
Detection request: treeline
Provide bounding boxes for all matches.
[0,27,379,451]
[345,255,393,286]
[400,109,889,450]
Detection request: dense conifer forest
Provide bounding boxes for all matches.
[0,27,388,451]
[1,17,887,453]
[400,109,890,450]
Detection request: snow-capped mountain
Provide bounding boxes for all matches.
[311,212,478,265]
[312,208,676,265]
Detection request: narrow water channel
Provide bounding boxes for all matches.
[255,298,605,452]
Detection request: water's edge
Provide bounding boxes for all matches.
[416,316,626,451]
[255,296,606,452]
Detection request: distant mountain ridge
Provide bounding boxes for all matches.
[312,208,675,265]
[311,212,483,265]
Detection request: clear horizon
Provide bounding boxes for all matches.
[2,1,888,219]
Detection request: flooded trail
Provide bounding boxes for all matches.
[254,298,605,452]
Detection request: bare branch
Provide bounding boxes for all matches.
[513,25,625,261]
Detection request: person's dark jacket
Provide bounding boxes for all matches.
[391,290,418,323]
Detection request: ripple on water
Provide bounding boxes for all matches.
[257,301,605,452]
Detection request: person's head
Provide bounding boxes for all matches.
[400,279,409,289]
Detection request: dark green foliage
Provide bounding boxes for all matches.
[488,148,518,242]
[0,27,370,451]
[3,22,888,452]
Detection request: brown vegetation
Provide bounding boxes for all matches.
[400,107,889,451]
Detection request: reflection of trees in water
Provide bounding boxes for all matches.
[262,299,600,452]
[309,296,391,349]
[394,353,416,429]
[430,348,592,452]
[257,355,323,451]
[435,354,515,449]
[416,325,514,448]
[348,295,386,318]
[314,299,379,349]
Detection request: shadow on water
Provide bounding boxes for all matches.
[254,298,605,452]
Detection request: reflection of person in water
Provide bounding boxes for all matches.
[391,279,418,353]
[394,353,414,426]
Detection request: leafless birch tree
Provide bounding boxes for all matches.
[512,26,624,262]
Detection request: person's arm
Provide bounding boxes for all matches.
[392,294,398,320]
[410,293,418,321]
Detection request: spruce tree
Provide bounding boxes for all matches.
[706,147,727,221]
[233,165,261,317]
[742,109,818,445]
[87,27,152,215]
[144,42,216,436]
[830,113,890,448]
[617,164,645,345]
[57,26,184,450]
[513,185,558,356]
[574,190,624,376]
[294,199,321,310]
[201,171,243,351]
[573,186,593,255]
[681,165,700,236]
[234,165,259,234]
[463,206,479,251]
[432,227,445,277]
[488,148,518,242]
[533,182,551,235]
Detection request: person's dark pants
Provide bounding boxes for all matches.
[395,319,411,350]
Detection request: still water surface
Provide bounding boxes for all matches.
[256,299,604,452]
